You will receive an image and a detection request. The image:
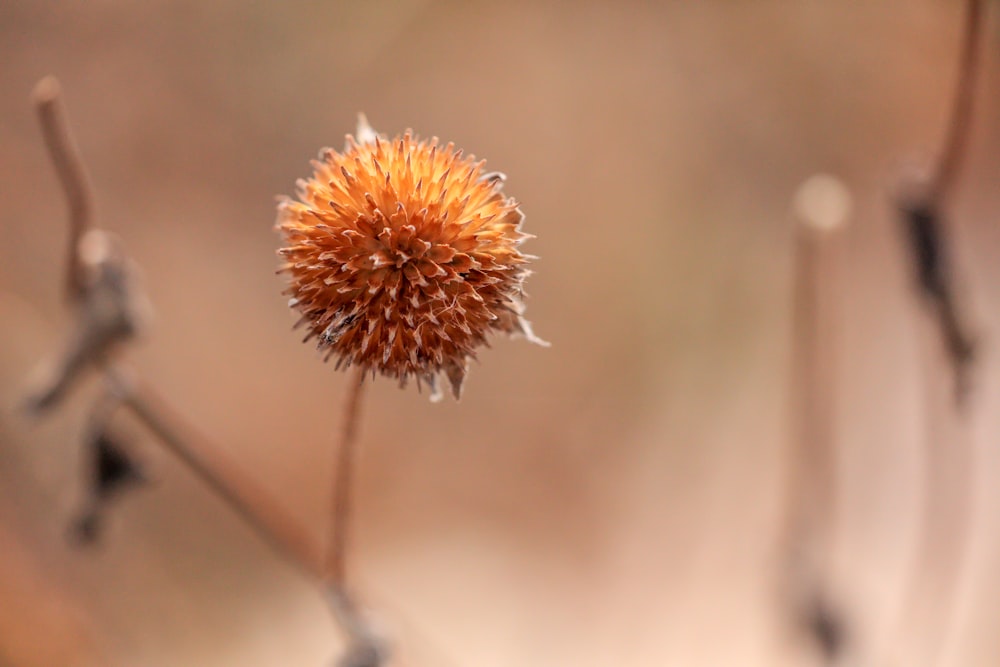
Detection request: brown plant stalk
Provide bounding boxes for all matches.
[106,370,325,576]
[897,0,982,400]
[32,76,93,302]
[781,175,850,663]
[327,365,367,586]
[930,0,983,205]
[887,0,985,663]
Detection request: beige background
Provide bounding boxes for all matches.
[2,1,1000,665]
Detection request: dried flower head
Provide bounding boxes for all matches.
[277,116,546,400]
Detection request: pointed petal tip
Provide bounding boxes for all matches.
[356,112,377,145]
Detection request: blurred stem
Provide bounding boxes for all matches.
[932,0,983,204]
[790,224,838,547]
[32,76,94,302]
[327,366,367,586]
[886,2,984,661]
[103,369,325,578]
[783,213,844,661]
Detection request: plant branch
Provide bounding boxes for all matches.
[932,0,984,204]
[898,0,984,403]
[885,3,985,662]
[32,76,94,301]
[782,175,850,662]
[103,369,325,578]
[26,74,383,665]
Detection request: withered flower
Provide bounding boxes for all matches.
[277,116,545,400]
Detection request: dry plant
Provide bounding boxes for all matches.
[20,75,544,666]
[781,173,851,664]
[894,0,982,402]
[780,1,989,666]
[884,0,986,664]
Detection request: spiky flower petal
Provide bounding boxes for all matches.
[276,117,545,400]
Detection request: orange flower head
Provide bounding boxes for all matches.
[276,116,546,400]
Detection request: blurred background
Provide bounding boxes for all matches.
[1,1,1000,665]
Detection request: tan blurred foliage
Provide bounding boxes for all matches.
[2,1,1000,665]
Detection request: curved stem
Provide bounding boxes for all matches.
[32,76,94,301]
[932,0,983,203]
[886,4,985,661]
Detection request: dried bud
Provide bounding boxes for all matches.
[276,117,546,400]
[25,229,149,413]
[69,404,147,548]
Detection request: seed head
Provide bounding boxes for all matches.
[276,116,546,400]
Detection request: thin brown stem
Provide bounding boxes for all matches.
[932,0,984,204]
[886,5,985,660]
[102,369,325,578]
[790,221,839,551]
[32,76,94,301]
[897,0,983,401]
[326,366,367,585]
[783,176,849,661]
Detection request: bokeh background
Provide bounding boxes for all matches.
[2,1,1000,665]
